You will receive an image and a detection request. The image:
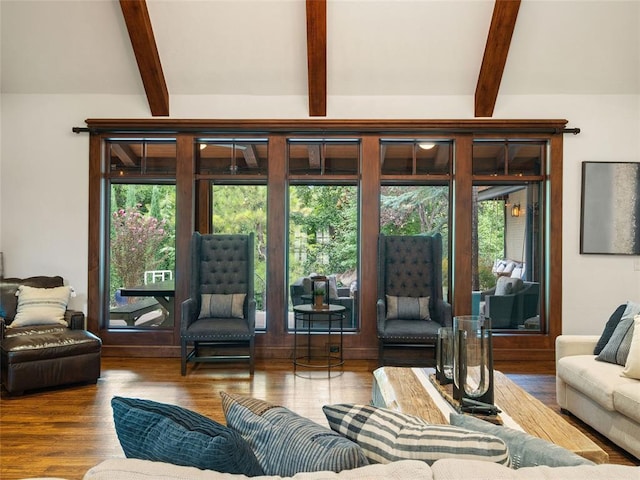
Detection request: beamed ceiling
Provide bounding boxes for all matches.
[1,0,638,118]
[126,0,527,116]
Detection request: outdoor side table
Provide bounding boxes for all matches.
[292,304,345,376]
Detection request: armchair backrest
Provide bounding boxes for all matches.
[189,232,254,315]
[377,233,444,302]
[0,276,64,323]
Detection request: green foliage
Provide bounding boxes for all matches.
[288,185,357,284]
[109,185,176,304]
[111,208,170,289]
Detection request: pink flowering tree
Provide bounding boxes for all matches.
[110,208,170,291]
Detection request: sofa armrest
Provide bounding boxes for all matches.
[65,309,85,330]
[555,335,599,363]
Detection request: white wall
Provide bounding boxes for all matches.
[1,92,639,333]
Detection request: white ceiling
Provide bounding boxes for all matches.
[1,0,639,100]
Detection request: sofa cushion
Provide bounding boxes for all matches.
[430,458,640,480]
[11,285,72,327]
[593,303,627,354]
[557,355,638,411]
[494,276,523,296]
[612,383,640,423]
[322,403,510,466]
[220,392,368,476]
[111,396,263,476]
[596,316,634,366]
[449,413,594,468]
[83,458,433,480]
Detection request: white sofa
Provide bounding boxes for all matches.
[556,335,640,460]
[81,457,640,480]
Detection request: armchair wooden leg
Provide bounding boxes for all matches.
[181,341,187,376]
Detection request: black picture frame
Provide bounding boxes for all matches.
[580,161,640,255]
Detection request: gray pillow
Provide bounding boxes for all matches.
[596,316,635,366]
[199,293,245,319]
[449,413,594,469]
[221,392,368,476]
[594,304,627,355]
[386,295,430,320]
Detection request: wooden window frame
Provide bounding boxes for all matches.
[86,119,566,362]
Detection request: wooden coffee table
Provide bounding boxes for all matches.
[372,366,609,464]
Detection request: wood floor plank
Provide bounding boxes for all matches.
[0,358,637,480]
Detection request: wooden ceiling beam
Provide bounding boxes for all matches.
[306,0,327,117]
[120,0,169,116]
[111,143,138,166]
[308,145,322,168]
[241,144,259,169]
[474,0,521,118]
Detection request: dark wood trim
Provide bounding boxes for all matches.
[174,135,196,343]
[358,136,382,351]
[85,118,568,133]
[262,135,288,344]
[306,0,327,117]
[119,0,170,116]
[475,0,521,117]
[452,135,473,316]
[86,134,103,334]
[86,120,565,361]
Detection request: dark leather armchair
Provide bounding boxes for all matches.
[377,234,452,366]
[1,276,101,395]
[181,232,256,375]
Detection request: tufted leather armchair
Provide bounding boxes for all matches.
[377,234,452,366]
[180,232,256,375]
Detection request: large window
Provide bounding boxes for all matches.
[287,139,360,331]
[472,140,546,332]
[86,120,566,361]
[211,184,268,330]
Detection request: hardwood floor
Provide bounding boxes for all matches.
[1,358,637,480]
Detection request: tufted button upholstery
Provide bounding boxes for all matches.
[180,232,256,375]
[376,234,452,366]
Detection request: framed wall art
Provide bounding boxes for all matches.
[580,161,640,255]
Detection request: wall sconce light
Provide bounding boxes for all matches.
[511,204,521,217]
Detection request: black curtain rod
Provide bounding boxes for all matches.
[72,126,580,136]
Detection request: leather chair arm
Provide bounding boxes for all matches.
[65,310,85,330]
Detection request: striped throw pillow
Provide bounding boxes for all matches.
[386,295,430,320]
[220,392,369,476]
[323,404,511,466]
[198,293,245,319]
[596,316,635,366]
[11,285,71,327]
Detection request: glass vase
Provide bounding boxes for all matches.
[436,327,454,385]
[453,315,494,405]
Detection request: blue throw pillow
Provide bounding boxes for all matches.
[220,392,369,476]
[111,396,263,476]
